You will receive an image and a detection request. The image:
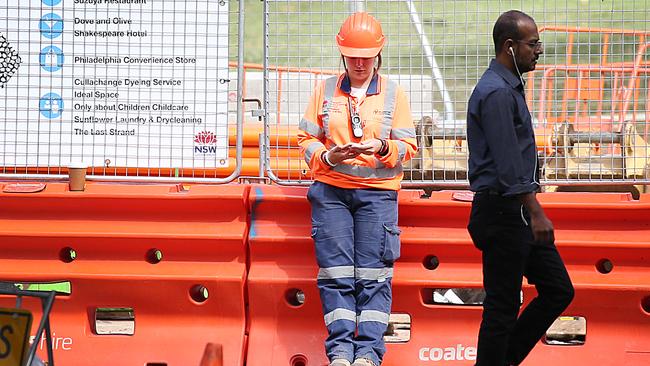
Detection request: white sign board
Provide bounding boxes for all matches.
[1,0,230,169]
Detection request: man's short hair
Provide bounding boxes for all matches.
[493,10,535,54]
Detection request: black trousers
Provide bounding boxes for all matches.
[467,193,574,366]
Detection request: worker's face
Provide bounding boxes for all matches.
[511,19,543,73]
[344,56,375,86]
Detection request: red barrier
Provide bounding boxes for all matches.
[246,185,650,366]
[0,182,249,366]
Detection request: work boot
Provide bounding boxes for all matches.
[330,359,351,366]
[352,358,378,366]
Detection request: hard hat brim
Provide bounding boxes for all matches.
[337,44,382,58]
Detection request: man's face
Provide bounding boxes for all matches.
[513,20,543,73]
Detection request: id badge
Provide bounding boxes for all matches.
[349,98,363,138]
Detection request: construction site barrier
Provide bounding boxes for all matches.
[0,182,249,366]
[1,182,647,365]
[245,185,650,366]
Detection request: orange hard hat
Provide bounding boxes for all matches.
[336,12,385,58]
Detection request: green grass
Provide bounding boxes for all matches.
[230,0,649,120]
[236,0,649,66]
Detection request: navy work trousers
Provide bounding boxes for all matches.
[308,181,400,366]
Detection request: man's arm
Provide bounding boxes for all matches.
[518,192,554,245]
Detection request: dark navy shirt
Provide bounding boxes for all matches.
[467,59,540,196]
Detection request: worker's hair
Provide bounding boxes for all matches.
[493,10,535,54]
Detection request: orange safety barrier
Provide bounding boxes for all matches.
[228,123,299,147]
[0,182,249,366]
[246,185,650,366]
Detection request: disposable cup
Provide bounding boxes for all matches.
[68,163,88,191]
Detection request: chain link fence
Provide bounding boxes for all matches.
[1,0,649,191]
[261,0,650,194]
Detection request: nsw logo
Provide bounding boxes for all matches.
[193,130,218,155]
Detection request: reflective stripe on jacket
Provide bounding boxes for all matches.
[297,73,418,190]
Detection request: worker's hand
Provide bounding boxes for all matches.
[326,145,361,165]
[343,139,382,155]
[530,212,555,245]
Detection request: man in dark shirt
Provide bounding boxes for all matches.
[466,10,574,366]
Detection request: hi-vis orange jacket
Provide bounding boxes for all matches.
[298,73,418,190]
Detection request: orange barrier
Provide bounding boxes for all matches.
[228,123,299,147]
[0,182,249,366]
[246,185,650,366]
[1,182,648,365]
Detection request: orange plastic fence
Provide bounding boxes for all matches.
[527,26,650,134]
[0,182,249,366]
[246,185,650,366]
[231,62,338,125]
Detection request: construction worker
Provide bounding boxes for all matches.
[466,10,575,366]
[297,12,417,366]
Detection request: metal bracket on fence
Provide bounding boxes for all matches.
[238,176,271,185]
[243,98,264,121]
[0,282,57,366]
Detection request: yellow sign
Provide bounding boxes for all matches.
[0,308,32,366]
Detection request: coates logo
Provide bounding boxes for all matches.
[194,131,218,154]
[418,344,477,362]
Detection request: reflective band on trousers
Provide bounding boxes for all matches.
[355,267,393,281]
[358,310,390,324]
[317,266,394,281]
[318,266,354,280]
[324,308,357,326]
[324,309,390,326]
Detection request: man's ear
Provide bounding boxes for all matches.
[505,39,514,55]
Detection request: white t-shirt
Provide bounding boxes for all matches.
[350,86,368,99]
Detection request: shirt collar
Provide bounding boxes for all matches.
[339,73,381,95]
[489,59,523,90]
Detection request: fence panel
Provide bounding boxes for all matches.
[261,0,650,188]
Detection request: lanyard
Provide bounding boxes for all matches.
[348,96,363,138]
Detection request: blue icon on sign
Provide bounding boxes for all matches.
[40,92,63,119]
[40,46,64,72]
[43,0,62,6]
[40,13,63,39]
